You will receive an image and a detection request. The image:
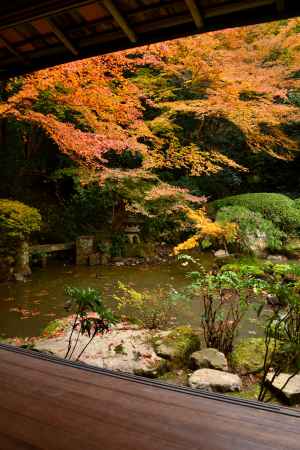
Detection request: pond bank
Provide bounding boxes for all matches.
[11,317,299,406]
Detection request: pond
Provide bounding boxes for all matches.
[0,254,264,339]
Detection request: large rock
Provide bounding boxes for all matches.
[154,326,200,364]
[189,369,242,392]
[190,348,228,371]
[246,231,268,257]
[36,322,167,378]
[266,372,300,405]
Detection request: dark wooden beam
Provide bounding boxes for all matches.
[205,0,274,18]
[0,1,95,32]
[0,35,27,63]
[185,0,203,29]
[102,0,137,43]
[276,0,285,13]
[46,17,78,55]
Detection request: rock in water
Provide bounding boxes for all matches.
[214,249,229,258]
[190,348,228,371]
[266,372,300,405]
[189,369,242,392]
[267,255,288,263]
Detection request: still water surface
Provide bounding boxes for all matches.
[0,254,262,339]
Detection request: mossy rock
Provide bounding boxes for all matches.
[231,338,274,374]
[154,326,201,366]
[283,239,300,259]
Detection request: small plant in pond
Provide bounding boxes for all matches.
[114,281,189,329]
[64,286,117,360]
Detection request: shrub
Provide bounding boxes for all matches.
[182,259,267,356]
[0,199,41,243]
[294,198,300,209]
[258,281,300,402]
[211,193,300,233]
[216,206,286,252]
[114,282,189,329]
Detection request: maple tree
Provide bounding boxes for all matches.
[0,18,299,245]
[174,208,237,254]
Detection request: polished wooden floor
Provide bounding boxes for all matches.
[0,343,299,450]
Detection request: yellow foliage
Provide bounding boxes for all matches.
[173,235,200,254]
[174,208,237,254]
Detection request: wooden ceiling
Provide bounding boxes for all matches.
[0,0,299,78]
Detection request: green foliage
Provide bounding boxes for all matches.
[211,193,300,233]
[258,281,300,402]
[239,90,266,101]
[263,47,293,65]
[287,89,300,107]
[100,170,201,242]
[64,286,117,360]
[114,281,189,329]
[0,199,41,243]
[220,261,266,277]
[182,259,267,355]
[290,23,300,35]
[33,89,93,132]
[42,319,66,337]
[294,198,300,209]
[110,233,128,257]
[283,238,300,258]
[105,149,143,169]
[216,205,286,252]
[0,77,23,101]
[56,179,113,239]
[221,259,300,283]
[131,67,204,103]
[289,69,300,79]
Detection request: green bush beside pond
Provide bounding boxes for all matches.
[210,193,300,233]
[0,199,41,245]
[216,205,285,252]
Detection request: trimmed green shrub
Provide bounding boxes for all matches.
[0,199,42,243]
[211,193,300,232]
[216,206,285,252]
[294,198,300,209]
